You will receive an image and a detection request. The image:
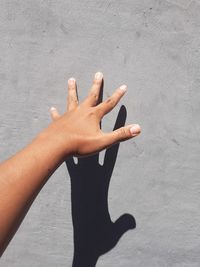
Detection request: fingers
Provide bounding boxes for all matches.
[113,214,136,245]
[96,85,127,119]
[100,124,141,148]
[50,107,61,121]
[67,78,78,111]
[83,72,103,107]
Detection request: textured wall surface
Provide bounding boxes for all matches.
[1,0,200,266]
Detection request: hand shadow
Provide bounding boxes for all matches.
[65,105,136,267]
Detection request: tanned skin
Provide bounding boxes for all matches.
[0,72,141,256]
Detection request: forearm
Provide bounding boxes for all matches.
[0,72,141,257]
[0,129,66,255]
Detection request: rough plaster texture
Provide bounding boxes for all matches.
[0,0,200,266]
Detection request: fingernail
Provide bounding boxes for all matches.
[68,77,75,84]
[50,106,56,111]
[95,72,103,80]
[130,124,141,136]
[120,84,127,93]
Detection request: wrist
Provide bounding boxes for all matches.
[35,124,72,163]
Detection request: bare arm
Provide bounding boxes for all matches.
[0,72,141,256]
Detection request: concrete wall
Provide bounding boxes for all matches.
[1,0,200,266]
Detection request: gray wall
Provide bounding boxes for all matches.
[1,0,200,266]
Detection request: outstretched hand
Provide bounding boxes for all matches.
[49,72,140,265]
[49,72,141,158]
[0,72,141,257]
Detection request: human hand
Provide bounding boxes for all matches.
[48,72,141,159]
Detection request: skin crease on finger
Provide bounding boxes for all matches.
[0,71,141,256]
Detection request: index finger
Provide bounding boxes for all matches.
[95,85,127,119]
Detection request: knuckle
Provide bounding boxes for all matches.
[68,85,75,91]
[87,107,96,117]
[90,91,98,101]
[118,127,127,139]
[94,79,101,85]
[105,97,115,106]
[69,96,76,102]
[95,106,104,117]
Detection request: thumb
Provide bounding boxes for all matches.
[102,124,141,148]
[113,214,136,245]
